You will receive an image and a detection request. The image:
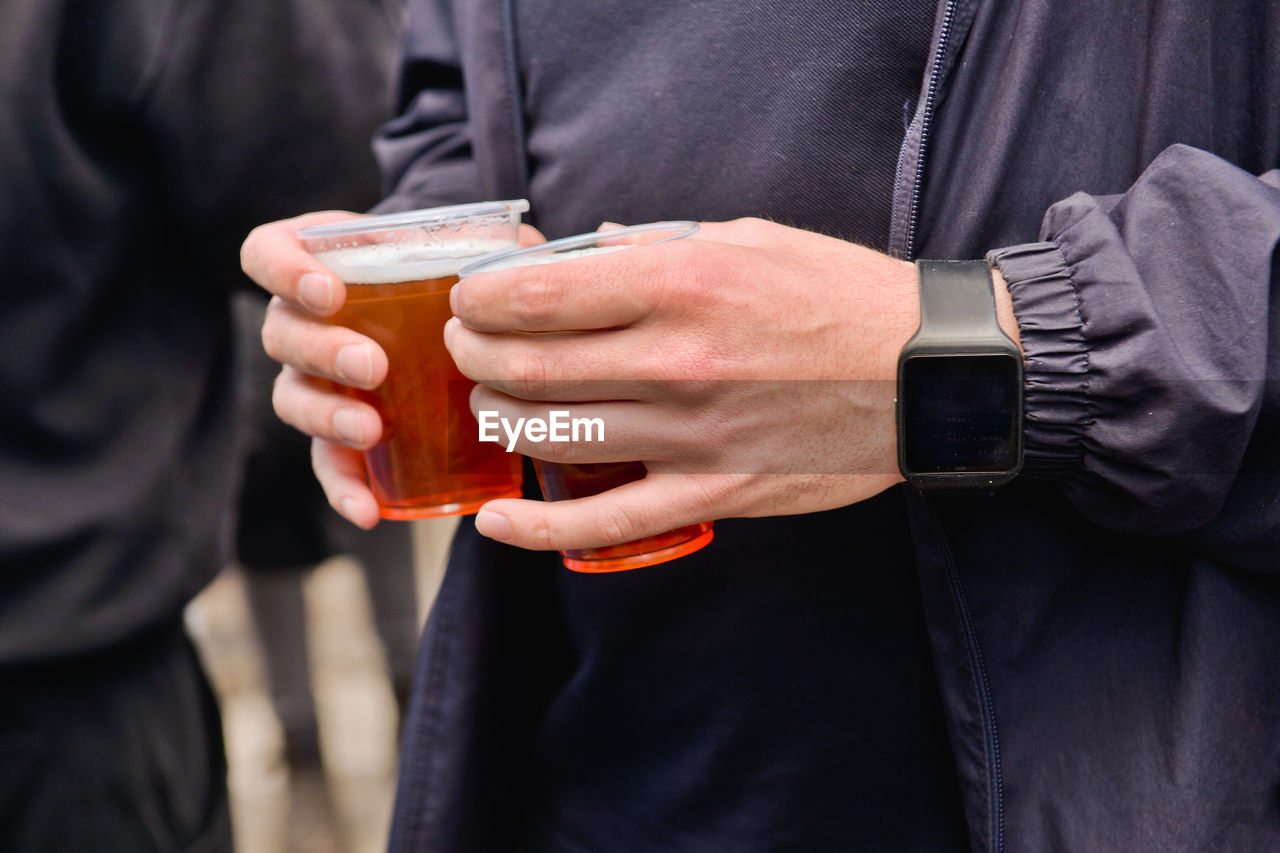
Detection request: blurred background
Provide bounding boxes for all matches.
[187,517,457,853]
[2,2,440,851]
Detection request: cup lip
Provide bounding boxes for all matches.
[458,220,700,277]
[296,199,530,240]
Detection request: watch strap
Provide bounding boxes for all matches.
[909,260,1010,347]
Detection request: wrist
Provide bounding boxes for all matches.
[874,257,925,380]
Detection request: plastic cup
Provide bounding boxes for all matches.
[459,221,714,572]
[298,200,529,519]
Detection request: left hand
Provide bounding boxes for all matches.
[445,217,921,552]
[240,212,547,530]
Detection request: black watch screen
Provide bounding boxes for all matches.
[899,353,1022,475]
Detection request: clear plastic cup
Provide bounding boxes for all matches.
[298,200,529,519]
[460,221,714,571]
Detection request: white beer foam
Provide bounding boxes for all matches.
[315,239,514,284]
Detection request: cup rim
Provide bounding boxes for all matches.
[296,199,530,240]
[458,220,699,277]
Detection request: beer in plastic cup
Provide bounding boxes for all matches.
[298,201,529,519]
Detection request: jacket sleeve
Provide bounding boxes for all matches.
[372,0,483,212]
[989,144,1280,573]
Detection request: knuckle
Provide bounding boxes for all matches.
[531,513,557,551]
[311,445,343,507]
[261,253,297,296]
[596,501,639,545]
[270,370,309,433]
[270,371,288,413]
[271,368,347,444]
[503,349,551,399]
[509,269,563,327]
[301,334,338,377]
[689,472,736,511]
[238,228,260,274]
[259,301,288,362]
[649,337,717,383]
[310,439,340,491]
[535,429,574,462]
[728,216,772,245]
[661,241,734,317]
[660,240,702,295]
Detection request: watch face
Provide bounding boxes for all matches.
[901,354,1021,474]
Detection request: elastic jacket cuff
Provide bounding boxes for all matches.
[987,242,1091,481]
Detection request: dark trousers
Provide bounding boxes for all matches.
[0,622,232,852]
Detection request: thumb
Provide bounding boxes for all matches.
[473,472,727,553]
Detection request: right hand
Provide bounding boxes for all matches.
[240,210,389,529]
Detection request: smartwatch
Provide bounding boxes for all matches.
[896,260,1023,490]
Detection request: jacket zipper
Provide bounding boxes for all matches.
[901,6,1006,846]
[893,0,958,261]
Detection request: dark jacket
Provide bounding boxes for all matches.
[379,1,1280,850]
[0,0,399,667]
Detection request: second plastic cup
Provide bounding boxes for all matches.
[459,221,715,572]
[299,200,528,520]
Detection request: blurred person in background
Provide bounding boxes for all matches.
[0,1,399,850]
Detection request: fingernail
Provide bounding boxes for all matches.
[449,284,460,315]
[443,316,460,344]
[339,496,364,523]
[333,408,366,445]
[336,343,374,386]
[298,273,335,312]
[475,509,512,542]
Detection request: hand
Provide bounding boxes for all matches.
[445,217,923,552]
[239,211,548,529]
[240,210,388,528]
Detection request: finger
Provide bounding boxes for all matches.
[470,385,682,463]
[311,437,381,529]
[451,239,679,332]
[518,224,547,247]
[472,472,734,552]
[262,296,388,389]
[240,210,360,314]
[445,318,662,400]
[273,365,383,449]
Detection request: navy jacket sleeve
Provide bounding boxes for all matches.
[372,0,482,211]
[991,144,1280,572]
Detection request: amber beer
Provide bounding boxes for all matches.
[300,201,528,520]
[326,268,522,518]
[535,460,714,571]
